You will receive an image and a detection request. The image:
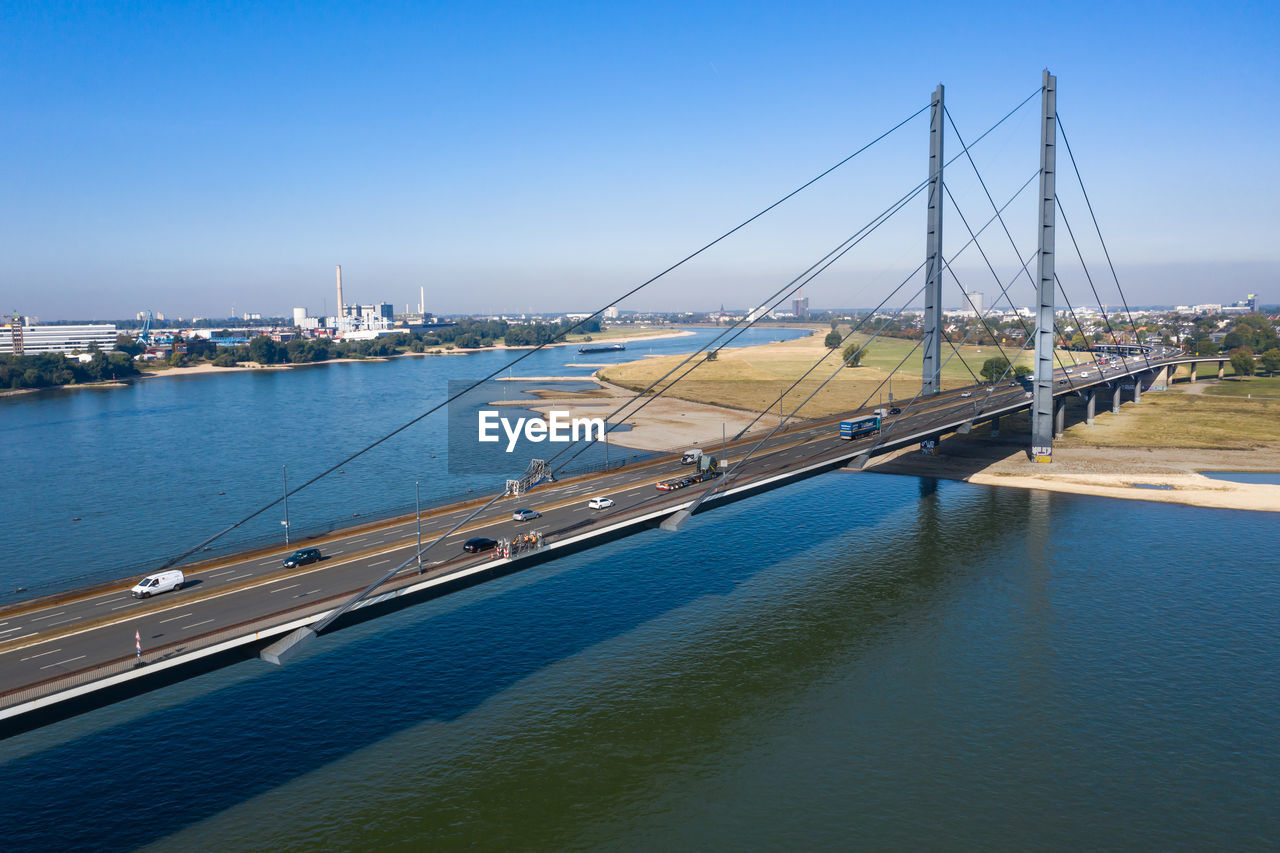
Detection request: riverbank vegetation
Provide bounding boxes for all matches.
[0,350,140,390]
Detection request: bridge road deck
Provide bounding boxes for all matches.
[0,351,1205,730]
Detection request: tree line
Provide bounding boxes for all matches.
[0,350,140,390]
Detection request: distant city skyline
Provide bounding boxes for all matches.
[4,2,1277,321]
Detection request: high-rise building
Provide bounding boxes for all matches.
[965,290,984,315]
[792,297,809,319]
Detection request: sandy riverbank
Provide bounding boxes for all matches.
[861,434,1280,512]
[496,376,786,452]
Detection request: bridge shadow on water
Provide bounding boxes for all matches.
[0,473,1030,852]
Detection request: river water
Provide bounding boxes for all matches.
[0,326,805,598]
[2,329,1279,850]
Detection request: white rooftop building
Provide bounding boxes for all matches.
[1,323,118,355]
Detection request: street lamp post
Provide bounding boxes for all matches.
[282,465,290,545]
[415,481,423,573]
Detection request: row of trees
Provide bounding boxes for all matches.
[1229,347,1280,378]
[0,350,140,390]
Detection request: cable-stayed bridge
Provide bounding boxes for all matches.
[0,71,1220,735]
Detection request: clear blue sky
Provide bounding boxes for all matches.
[3,1,1277,320]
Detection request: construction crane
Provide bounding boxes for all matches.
[136,311,153,346]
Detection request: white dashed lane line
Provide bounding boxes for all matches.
[270,584,300,594]
[30,611,65,622]
[182,619,214,631]
[41,655,85,670]
[158,612,193,624]
[20,648,61,662]
[94,597,127,606]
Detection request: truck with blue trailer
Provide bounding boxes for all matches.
[839,415,881,440]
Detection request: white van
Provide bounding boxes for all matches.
[130,570,184,599]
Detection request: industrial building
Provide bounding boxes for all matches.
[1,320,118,355]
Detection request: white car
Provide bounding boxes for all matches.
[130,570,184,599]
[587,497,615,510]
[960,391,973,398]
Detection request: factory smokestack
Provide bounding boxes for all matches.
[419,285,424,315]
[336,265,344,321]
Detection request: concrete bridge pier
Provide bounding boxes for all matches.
[1150,365,1169,391]
[1086,390,1097,425]
[1218,361,1225,380]
[1133,375,1143,404]
[1188,361,1197,383]
[1112,384,1122,414]
[1054,399,1066,438]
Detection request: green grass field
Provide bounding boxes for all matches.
[600,326,1035,418]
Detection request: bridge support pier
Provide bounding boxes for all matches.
[1054,399,1066,438]
[988,415,1000,437]
[1086,390,1096,425]
[1150,366,1168,391]
[1030,68,1058,464]
[921,83,945,397]
[1218,361,1225,380]
[1133,375,1143,404]
[1112,384,1121,414]
[1188,361,1197,384]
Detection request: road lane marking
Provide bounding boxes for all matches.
[182,619,214,630]
[270,584,300,593]
[21,648,61,661]
[94,597,127,606]
[209,570,236,578]
[41,655,86,669]
[159,612,194,624]
[224,573,251,581]
[0,626,25,636]
[369,559,391,567]
[48,617,81,627]
[294,588,323,598]
[30,611,65,621]
[111,602,139,611]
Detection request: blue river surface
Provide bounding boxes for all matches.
[2,328,1279,850]
[0,326,807,598]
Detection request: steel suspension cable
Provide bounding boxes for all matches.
[942,109,1101,378]
[153,104,932,571]
[1057,113,1155,374]
[546,90,1047,474]
[734,167,1043,440]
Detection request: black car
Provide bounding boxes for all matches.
[283,548,322,568]
[463,537,498,554]
[888,406,902,415]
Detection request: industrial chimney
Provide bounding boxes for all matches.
[336,265,344,321]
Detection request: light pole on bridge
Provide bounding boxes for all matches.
[281,464,291,545]
[415,481,423,573]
